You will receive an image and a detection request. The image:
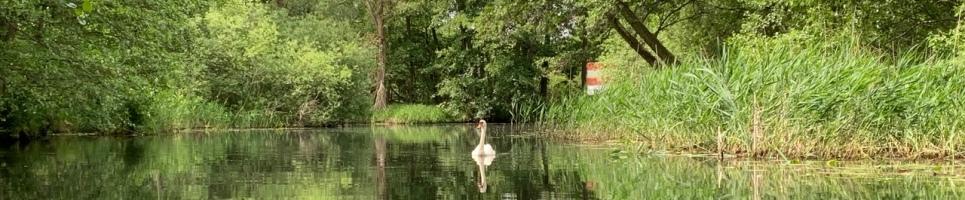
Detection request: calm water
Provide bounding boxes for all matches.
[1,124,964,199]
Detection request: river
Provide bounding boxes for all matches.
[1,124,963,199]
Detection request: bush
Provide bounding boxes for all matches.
[0,0,376,136]
[0,0,210,136]
[194,0,355,127]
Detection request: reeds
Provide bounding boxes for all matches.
[540,44,965,159]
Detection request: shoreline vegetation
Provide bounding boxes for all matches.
[537,35,965,159]
[371,104,465,124]
[3,1,965,160]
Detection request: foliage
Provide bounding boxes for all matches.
[380,0,962,121]
[2,0,964,137]
[371,104,461,124]
[732,0,959,53]
[0,0,211,135]
[194,0,360,127]
[541,32,965,158]
[932,3,965,58]
[0,0,375,136]
[387,0,604,120]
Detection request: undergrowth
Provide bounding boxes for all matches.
[372,104,463,124]
[540,35,965,159]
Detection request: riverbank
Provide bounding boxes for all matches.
[0,102,465,139]
[370,104,466,124]
[539,38,965,159]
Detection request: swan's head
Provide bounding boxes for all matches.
[475,119,487,129]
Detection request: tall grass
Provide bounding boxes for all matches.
[371,104,463,124]
[136,90,230,132]
[136,90,304,133]
[542,41,965,158]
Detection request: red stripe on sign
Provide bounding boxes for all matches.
[586,62,602,70]
[586,77,601,85]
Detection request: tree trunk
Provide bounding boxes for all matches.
[606,14,658,66]
[367,0,389,109]
[539,61,548,98]
[431,27,440,48]
[615,1,676,65]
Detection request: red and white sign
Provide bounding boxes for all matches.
[586,62,603,95]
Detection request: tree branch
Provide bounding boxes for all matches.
[656,11,704,35]
[615,0,676,65]
[655,0,697,35]
[606,13,657,67]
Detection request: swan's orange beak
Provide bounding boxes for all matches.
[475,122,482,129]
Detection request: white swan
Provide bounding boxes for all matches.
[471,119,496,157]
[470,119,495,193]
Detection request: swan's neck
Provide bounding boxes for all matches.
[477,128,487,146]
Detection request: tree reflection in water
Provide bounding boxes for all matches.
[0,125,962,199]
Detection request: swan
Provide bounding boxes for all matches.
[470,119,495,193]
[471,119,496,157]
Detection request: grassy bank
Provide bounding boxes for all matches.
[541,38,965,159]
[371,104,464,124]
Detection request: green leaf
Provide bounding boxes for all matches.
[82,0,93,12]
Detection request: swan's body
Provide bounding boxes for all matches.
[472,144,495,157]
[471,120,496,158]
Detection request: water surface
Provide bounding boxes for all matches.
[1,125,964,199]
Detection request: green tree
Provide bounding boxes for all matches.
[195,0,373,126]
[0,0,210,135]
[366,0,394,110]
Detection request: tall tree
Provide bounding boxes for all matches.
[366,0,392,109]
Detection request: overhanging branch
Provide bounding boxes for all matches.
[606,13,658,67]
[615,0,676,65]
